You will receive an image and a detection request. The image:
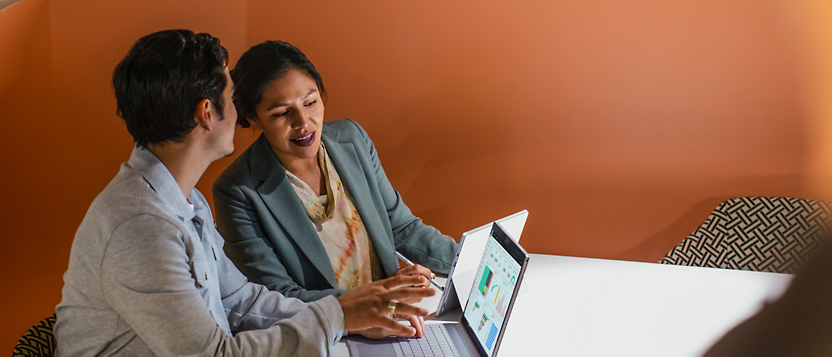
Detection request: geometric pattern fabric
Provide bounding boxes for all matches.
[13,314,56,357]
[659,197,832,274]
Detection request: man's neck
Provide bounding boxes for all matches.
[147,142,212,199]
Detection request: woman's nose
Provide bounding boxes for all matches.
[291,111,310,130]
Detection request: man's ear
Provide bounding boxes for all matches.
[194,98,214,131]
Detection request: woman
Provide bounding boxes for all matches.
[213,40,459,303]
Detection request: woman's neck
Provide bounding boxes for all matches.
[281,154,326,196]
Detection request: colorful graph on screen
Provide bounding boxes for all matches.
[479,266,493,296]
[491,285,501,303]
[485,322,498,350]
[496,292,507,317]
[479,313,488,331]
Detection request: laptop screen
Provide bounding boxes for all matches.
[462,226,523,356]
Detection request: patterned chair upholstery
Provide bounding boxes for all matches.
[13,314,56,357]
[660,197,832,274]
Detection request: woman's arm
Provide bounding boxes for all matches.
[347,119,459,274]
[213,175,347,301]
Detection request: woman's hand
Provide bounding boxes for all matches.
[337,274,434,337]
[392,264,435,289]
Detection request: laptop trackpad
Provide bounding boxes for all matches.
[346,336,403,357]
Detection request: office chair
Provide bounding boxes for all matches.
[660,197,831,273]
[13,314,56,357]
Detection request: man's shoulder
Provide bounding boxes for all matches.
[84,164,181,236]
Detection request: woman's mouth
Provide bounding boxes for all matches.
[290,131,316,147]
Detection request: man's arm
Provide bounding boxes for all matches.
[102,214,343,356]
[210,221,338,332]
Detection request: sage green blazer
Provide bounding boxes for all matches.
[213,119,458,302]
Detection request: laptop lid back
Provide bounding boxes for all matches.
[436,210,528,317]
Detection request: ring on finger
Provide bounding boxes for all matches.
[387,301,397,315]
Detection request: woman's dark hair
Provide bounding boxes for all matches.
[112,29,228,147]
[231,40,326,128]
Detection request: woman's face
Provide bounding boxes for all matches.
[251,69,324,167]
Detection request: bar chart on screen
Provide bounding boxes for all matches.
[496,291,507,317]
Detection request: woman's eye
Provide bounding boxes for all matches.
[304,100,317,107]
[273,110,289,117]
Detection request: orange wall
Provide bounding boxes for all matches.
[2,0,831,350]
[0,0,249,348]
[1,0,57,349]
[245,0,810,261]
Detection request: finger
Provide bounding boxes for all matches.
[382,300,429,318]
[395,266,434,288]
[395,264,435,279]
[408,315,425,338]
[384,286,435,302]
[380,274,428,290]
[354,327,392,340]
[376,316,417,337]
[385,283,431,304]
[392,295,423,305]
[388,290,430,305]
[381,287,434,305]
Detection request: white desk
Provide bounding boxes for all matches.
[335,254,792,356]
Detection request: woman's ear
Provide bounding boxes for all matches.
[248,117,262,131]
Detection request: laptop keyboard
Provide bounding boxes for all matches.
[396,324,461,356]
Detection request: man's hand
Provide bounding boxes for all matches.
[392,264,435,288]
[337,274,435,338]
[352,315,426,339]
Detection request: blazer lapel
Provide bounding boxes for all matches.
[322,127,399,277]
[249,134,339,288]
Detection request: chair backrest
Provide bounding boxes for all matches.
[13,314,56,357]
[660,197,832,273]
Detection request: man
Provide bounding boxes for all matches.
[55,29,433,356]
[703,240,832,356]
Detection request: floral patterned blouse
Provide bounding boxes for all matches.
[284,142,382,290]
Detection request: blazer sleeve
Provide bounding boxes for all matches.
[213,175,348,301]
[100,215,344,356]
[348,119,459,273]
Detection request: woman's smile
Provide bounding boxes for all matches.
[291,131,316,147]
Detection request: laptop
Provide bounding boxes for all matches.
[436,210,528,317]
[347,221,530,357]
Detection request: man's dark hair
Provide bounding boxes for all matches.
[231,40,326,128]
[113,29,228,147]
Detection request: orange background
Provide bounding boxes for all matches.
[3,0,832,349]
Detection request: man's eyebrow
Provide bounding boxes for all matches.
[266,89,318,111]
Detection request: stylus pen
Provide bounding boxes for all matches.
[394,251,445,291]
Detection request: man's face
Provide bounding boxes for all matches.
[214,68,237,158]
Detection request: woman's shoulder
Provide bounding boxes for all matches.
[323,118,367,137]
